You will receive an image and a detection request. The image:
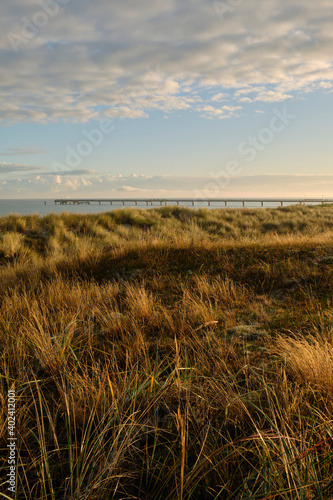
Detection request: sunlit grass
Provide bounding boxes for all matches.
[0,204,333,498]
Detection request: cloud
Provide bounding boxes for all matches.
[210,93,227,102]
[2,172,333,198]
[199,104,241,119]
[45,169,98,176]
[104,107,148,119]
[1,0,333,123]
[0,162,45,174]
[116,185,155,192]
[238,90,294,103]
[0,148,47,155]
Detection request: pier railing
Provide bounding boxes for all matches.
[54,198,333,207]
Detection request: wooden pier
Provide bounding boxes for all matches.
[54,198,333,207]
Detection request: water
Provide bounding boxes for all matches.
[0,199,316,217]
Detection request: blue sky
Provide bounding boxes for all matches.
[1,0,333,198]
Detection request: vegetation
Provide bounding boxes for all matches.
[1,203,333,499]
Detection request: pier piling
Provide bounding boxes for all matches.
[54,198,333,209]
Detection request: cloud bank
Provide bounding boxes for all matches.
[1,172,333,198]
[1,0,333,123]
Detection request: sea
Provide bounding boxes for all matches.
[0,199,317,217]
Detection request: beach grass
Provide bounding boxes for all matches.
[1,204,333,499]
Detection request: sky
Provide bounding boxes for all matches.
[1,0,333,199]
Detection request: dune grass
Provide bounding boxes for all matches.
[0,204,333,499]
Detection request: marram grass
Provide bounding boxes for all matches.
[0,204,333,499]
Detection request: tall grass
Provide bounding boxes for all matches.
[0,205,333,498]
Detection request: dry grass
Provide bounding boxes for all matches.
[277,334,333,401]
[0,232,25,258]
[0,204,333,499]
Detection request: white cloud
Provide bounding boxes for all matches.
[210,92,227,102]
[318,81,333,89]
[200,104,241,119]
[239,90,294,103]
[2,173,333,198]
[1,0,333,123]
[116,186,151,192]
[105,107,148,119]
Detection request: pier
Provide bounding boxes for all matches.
[54,198,333,207]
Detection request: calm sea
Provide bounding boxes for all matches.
[0,199,305,217]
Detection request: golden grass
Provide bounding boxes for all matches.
[0,231,25,258]
[0,204,333,499]
[277,334,333,400]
